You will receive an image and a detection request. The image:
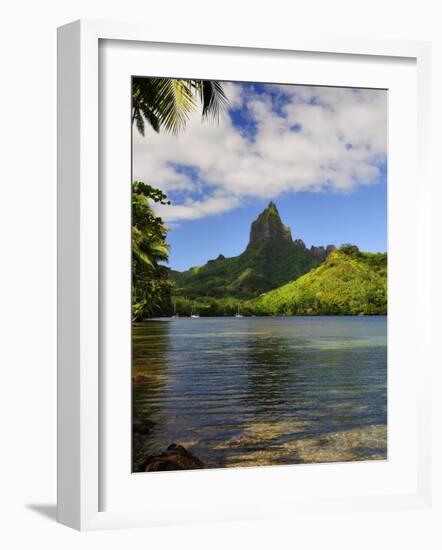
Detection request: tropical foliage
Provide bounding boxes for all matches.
[132,181,174,320]
[172,296,245,317]
[132,77,228,136]
[250,246,387,316]
[171,203,321,299]
[130,78,387,319]
[131,77,228,320]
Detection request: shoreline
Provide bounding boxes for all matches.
[133,423,388,473]
[135,314,388,322]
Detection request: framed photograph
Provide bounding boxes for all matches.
[57,20,432,530]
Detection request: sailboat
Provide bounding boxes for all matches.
[190,303,200,318]
[235,305,243,318]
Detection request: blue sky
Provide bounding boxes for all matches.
[133,81,387,272]
[165,181,387,271]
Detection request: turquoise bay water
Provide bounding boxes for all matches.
[132,316,387,471]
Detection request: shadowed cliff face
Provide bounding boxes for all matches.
[247,202,292,249]
[246,202,336,262]
[171,202,336,299]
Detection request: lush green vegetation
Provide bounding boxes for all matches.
[133,187,387,319]
[131,77,228,321]
[250,245,387,316]
[132,181,174,321]
[171,202,321,300]
[172,296,249,317]
[130,78,387,320]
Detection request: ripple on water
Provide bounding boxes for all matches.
[224,424,387,468]
[132,317,387,471]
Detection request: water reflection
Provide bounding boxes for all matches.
[242,334,305,415]
[132,321,170,470]
[132,317,387,471]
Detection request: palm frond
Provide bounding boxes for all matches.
[150,78,196,135]
[133,108,145,136]
[132,77,229,136]
[198,80,229,122]
[140,104,160,133]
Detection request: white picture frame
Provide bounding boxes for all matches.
[57,19,433,531]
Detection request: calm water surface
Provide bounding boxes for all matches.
[132,316,387,471]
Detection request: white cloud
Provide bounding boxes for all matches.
[221,81,244,108]
[155,194,241,221]
[133,83,387,222]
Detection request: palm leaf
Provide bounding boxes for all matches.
[132,77,229,136]
[133,108,145,136]
[140,104,160,133]
[197,80,228,121]
[150,78,196,135]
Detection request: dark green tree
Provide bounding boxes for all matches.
[132,181,173,320]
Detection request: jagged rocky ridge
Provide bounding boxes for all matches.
[171,202,336,299]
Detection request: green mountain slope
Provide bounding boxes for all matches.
[171,202,335,299]
[251,245,387,315]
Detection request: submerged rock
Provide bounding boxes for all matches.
[133,417,154,435]
[133,373,147,384]
[143,444,205,472]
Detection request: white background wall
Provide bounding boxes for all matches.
[0,1,441,548]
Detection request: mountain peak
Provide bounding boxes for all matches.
[247,202,292,249]
[172,201,339,300]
